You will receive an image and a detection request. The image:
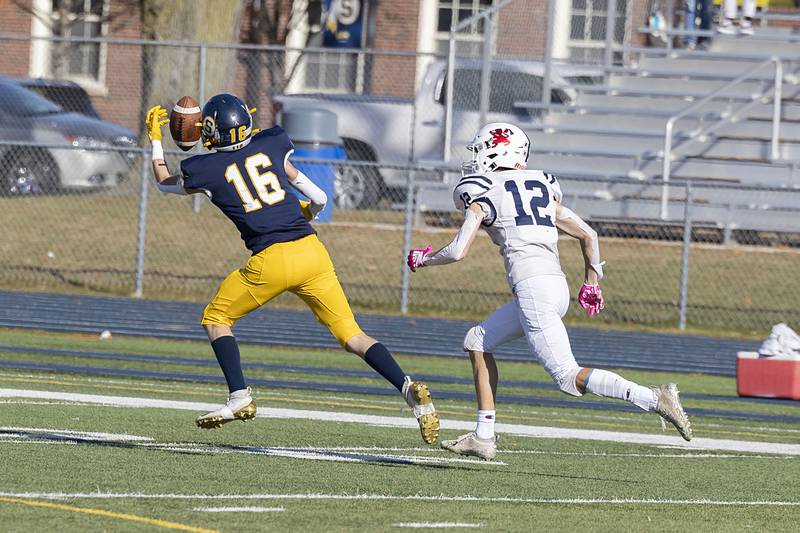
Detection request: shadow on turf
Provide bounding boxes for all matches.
[1,430,637,482]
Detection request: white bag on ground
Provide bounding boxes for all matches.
[759,323,800,358]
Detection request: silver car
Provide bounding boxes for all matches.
[0,78,137,195]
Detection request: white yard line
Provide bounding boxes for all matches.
[0,400,97,406]
[393,523,482,529]
[1,388,799,456]
[0,427,504,466]
[0,426,153,442]
[0,492,798,506]
[193,506,284,513]
[298,447,794,459]
[6,372,798,436]
[0,439,788,459]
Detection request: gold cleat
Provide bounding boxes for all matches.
[196,387,257,429]
[402,378,440,444]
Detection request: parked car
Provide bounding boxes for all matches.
[0,77,137,196]
[275,60,600,208]
[19,78,102,119]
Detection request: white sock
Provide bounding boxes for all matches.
[475,410,496,439]
[585,369,657,412]
[230,388,250,399]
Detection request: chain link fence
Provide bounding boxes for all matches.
[0,30,798,336]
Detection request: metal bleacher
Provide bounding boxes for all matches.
[522,26,800,238]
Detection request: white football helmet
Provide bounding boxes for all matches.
[462,122,530,175]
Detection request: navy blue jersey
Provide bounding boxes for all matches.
[181,127,315,254]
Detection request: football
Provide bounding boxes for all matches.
[169,96,202,151]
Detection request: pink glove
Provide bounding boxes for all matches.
[407,245,432,272]
[578,283,605,317]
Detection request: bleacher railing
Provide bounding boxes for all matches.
[660,56,783,219]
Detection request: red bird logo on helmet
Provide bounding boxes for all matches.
[489,128,512,148]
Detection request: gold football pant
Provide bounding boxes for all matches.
[201,234,364,346]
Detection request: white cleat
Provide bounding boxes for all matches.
[402,377,440,444]
[739,19,754,36]
[652,383,692,441]
[717,19,737,35]
[441,431,497,461]
[196,387,257,429]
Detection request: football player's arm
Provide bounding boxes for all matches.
[408,203,484,270]
[285,159,327,219]
[145,105,201,196]
[555,203,604,284]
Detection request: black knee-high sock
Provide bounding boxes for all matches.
[364,343,406,392]
[211,336,246,393]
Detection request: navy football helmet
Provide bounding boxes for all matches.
[201,93,253,151]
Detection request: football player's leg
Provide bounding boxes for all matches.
[443,301,524,459]
[463,301,524,432]
[293,268,406,392]
[288,236,401,388]
[516,276,691,440]
[197,250,287,428]
[291,237,439,443]
[516,276,588,398]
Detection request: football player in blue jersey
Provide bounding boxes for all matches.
[144,95,439,443]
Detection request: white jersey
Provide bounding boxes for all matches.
[453,169,564,287]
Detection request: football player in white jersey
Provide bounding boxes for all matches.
[407,123,692,460]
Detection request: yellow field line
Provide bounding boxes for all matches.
[0,496,219,533]
[0,374,793,442]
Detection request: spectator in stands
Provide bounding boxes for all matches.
[718,0,755,35]
[684,0,714,49]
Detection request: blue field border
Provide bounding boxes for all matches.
[0,291,759,376]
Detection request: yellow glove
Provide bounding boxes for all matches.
[145,105,169,142]
[299,200,313,221]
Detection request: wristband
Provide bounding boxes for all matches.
[152,140,164,161]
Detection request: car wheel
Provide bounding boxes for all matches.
[334,163,380,210]
[338,139,384,209]
[2,148,59,196]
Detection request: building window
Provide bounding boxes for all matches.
[301,51,357,92]
[53,0,106,82]
[30,0,108,92]
[568,0,628,63]
[436,0,494,56]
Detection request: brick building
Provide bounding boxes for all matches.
[0,0,649,131]
[0,0,142,129]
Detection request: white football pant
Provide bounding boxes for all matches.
[463,275,582,396]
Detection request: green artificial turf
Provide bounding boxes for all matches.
[0,328,799,532]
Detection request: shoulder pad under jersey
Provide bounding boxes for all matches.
[453,175,494,212]
[542,171,563,202]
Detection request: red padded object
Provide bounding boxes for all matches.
[736,353,800,400]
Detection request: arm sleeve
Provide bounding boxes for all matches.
[156,176,189,195]
[290,171,327,216]
[423,207,483,267]
[557,205,604,280]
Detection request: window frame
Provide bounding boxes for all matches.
[435,0,496,57]
[566,0,630,63]
[29,0,109,95]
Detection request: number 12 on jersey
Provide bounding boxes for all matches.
[225,152,286,212]
[504,180,554,227]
